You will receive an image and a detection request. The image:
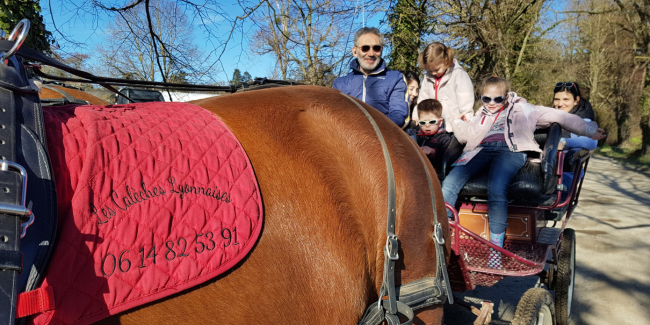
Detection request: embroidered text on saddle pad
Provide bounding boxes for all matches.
[32,102,263,325]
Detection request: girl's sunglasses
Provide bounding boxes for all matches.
[418,119,440,126]
[481,96,506,104]
[360,45,382,53]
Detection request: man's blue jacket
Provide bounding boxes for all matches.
[333,59,409,127]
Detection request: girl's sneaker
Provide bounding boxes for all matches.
[488,231,505,269]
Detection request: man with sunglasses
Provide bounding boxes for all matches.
[333,27,409,127]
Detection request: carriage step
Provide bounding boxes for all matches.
[537,227,562,245]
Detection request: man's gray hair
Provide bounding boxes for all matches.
[353,27,384,47]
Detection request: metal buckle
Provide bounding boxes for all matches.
[2,19,30,65]
[433,223,445,245]
[385,235,399,261]
[0,160,34,238]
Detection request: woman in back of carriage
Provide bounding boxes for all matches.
[553,82,599,197]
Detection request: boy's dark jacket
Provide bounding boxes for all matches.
[416,130,453,180]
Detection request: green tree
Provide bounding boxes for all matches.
[0,0,54,54]
[230,69,252,84]
[432,0,548,82]
[231,69,243,85]
[385,0,430,72]
[243,71,252,82]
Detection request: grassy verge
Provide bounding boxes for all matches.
[595,139,650,168]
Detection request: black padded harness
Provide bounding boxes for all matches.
[0,20,57,324]
[342,95,452,325]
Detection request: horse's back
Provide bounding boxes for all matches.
[98,85,446,324]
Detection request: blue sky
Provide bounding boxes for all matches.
[41,0,385,84]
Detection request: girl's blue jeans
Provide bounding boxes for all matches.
[441,142,527,234]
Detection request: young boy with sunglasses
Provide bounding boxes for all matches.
[415,99,452,181]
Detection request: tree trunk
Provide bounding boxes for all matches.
[616,103,632,145]
[641,114,650,155]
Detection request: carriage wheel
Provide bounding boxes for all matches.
[554,228,576,325]
[511,288,555,325]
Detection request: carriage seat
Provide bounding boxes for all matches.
[442,123,562,203]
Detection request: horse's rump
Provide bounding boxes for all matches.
[32,102,263,324]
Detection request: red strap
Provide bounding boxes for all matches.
[16,286,55,318]
[434,77,441,100]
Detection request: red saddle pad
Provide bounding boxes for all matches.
[30,102,263,324]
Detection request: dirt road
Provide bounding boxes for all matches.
[443,155,650,325]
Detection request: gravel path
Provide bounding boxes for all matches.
[443,155,650,325]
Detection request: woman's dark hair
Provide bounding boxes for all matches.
[403,71,420,86]
[554,82,581,100]
[554,81,595,122]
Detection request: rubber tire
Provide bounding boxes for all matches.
[511,288,555,325]
[555,228,576,325]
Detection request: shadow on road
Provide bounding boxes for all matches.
[571,261,650,325]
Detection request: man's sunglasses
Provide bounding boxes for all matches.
[418,119,441,126]
[481,96,506,104]
[555,82,577,89]
[360,45,382,53]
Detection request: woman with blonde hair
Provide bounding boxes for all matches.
[414,42,475,132]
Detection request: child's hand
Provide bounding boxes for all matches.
[421,146,436,156]
[455,114,467,122]
[591,128,607,141]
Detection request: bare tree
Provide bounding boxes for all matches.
[613,0,650,152]
[46,0,265,84]
[249,0,379,85]
[94,0,203,82]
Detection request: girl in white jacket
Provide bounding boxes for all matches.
[414,43,475,132]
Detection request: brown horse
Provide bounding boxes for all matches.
[40,85,450,324]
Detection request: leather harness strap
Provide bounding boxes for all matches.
[0,21,58,323]
[0,54,34,325]
[342,95,451,325]
[407,135,453,305]
[342,94,411,325]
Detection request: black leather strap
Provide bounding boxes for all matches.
[342,94,408,324]
[0,250,22,272]
[406,135,453,305]
[0,49,58,324]
[0,55,25,325]
[344,94,452,325]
